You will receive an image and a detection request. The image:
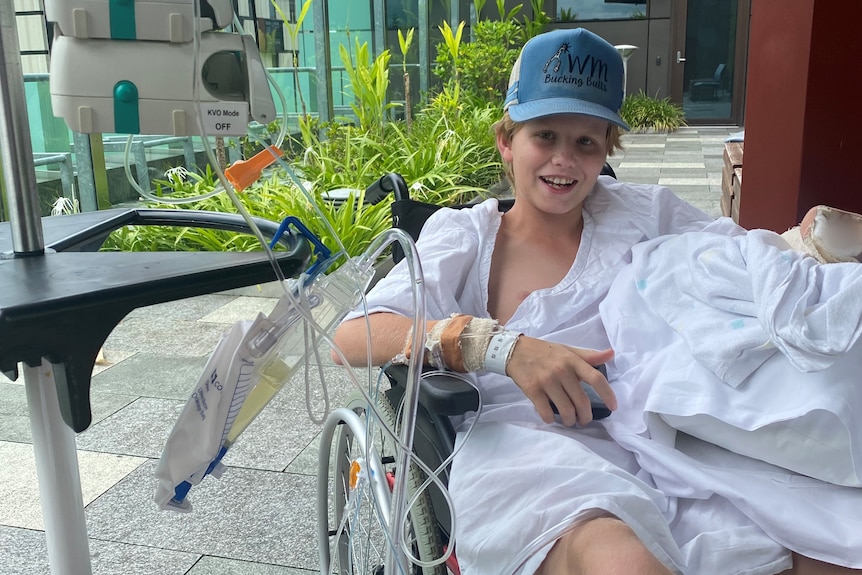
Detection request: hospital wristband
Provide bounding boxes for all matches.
[398,314,509,374]
[483,330,522,375]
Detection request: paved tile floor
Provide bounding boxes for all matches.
[0,126,740,574]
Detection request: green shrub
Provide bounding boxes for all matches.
[620,91,686,133]
[433,19,522,108]
[338,38,398,133]
[105,44,502,265]
[558,8,577,22]
[296,101,501,207]
[102,170,394,268]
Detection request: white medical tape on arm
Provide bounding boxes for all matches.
[459,317,499,372]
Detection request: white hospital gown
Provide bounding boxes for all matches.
[600,227,862,568]
[346,178,791,574]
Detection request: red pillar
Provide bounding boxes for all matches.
[739,0,862,232]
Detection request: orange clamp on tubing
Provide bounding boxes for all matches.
[224,145,283,191]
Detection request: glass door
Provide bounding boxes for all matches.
[671,0,750,125]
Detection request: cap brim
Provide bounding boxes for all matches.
[508,98,630,131]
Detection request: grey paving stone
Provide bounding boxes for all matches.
[665,140,706,147]
[104,317,229,358]
[0,525,201,575]
[627,162,705,169]
[0,441,146,531]
[75,397,188,459]
[215,395,325,473]
[662,185,715,197]
[219,280,286,299]
[656,151,705,158]
[658,177,711,187]
[617,147,666,155]
[616,158,665,167]
[0,386,35,443]
[88,538,200,575]
[187,556,314,575]
[274,364,362,415]
[197,296,279,325]
[621,135,667,144]
[123,294,238,323]
[86,461,319,571]
[91,353,210,400]
[659,169,711,179]
[614,168,660,184]
[284,433,322,476]
[0,381,136,443]
[621,145,667,153]
[0,526,51,575]
[689,200,722,218]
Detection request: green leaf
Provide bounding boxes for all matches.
[398,27,414,59]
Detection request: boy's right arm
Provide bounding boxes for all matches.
[332,313,440,367]
[333,313,615,427]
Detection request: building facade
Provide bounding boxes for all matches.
[13,0,750,128]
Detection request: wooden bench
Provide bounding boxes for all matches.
[721,142,744,222]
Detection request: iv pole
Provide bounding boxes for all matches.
[1,3,44,255]
[0,5,94,574]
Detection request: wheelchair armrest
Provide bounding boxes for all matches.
[383,363,480,416]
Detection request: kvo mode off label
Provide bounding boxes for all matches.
[200,102,250,136]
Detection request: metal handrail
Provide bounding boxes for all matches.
[33,152,75,203]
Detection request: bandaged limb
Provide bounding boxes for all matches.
[781,205,862,263]
[399,313,522,374]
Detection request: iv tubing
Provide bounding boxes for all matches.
[392,370,481,569]
[122,135,224,204]
[344,228,474,571]
[172,9,467,572]
[103,5,434,570]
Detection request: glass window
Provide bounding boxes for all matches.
[14,0,43,11]
[329,1,371,30]
[388,0,419,28]
[16,14,47,52]
[681,0,737,120]
[557,0,648,22]
[20,53,48,74]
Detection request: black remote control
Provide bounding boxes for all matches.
[550,364,611,422]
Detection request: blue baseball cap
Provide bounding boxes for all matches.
[504,28,629,130]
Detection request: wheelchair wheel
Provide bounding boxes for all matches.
[318,391,446,575]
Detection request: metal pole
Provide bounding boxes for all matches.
[418,0,428,95]
[0,7,92,574]
[313,0,333,123]
[373,0,385,58]
[0,2,44,255]
[24,361,93,575]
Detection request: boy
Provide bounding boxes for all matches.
[334,28,857,574]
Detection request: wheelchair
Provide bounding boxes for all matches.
[317,167,616,575]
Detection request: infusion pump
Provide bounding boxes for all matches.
[46,0,276,137]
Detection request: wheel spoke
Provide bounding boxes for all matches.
[323,392,446,575]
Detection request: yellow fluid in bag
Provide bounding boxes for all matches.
[226,356,292,443]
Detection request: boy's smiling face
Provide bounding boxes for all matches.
[498,113,610,216]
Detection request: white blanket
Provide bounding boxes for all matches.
[600,228,862,566]
[629,228,862,385]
